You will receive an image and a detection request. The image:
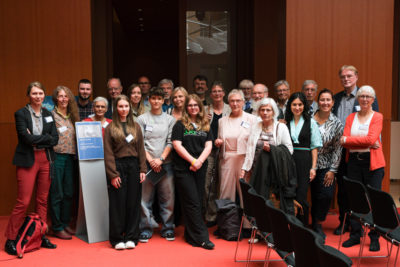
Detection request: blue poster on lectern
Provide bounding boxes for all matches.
[76,121,104,160]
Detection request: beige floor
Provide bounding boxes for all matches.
[389,179,400,207]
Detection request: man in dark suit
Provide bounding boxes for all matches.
[332,65,379,239]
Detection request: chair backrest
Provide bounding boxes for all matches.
[239,178,256,218]
[247,188,273,234]
[265,199,293,253]
[343,176,370,214]
[315,238,352,267]
[286,214,321,267]
[367,185,400,229]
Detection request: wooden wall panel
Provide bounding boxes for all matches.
[0,0,92,215]
[286,0,394,191]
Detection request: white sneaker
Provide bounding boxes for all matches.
[114,242,126,250]
[125,241,135,249]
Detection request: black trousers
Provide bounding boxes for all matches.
[108,157,142,246]
[347,153,384,242]
[293,149,311,226]
[175,162,210,247]
[311,168,335,223]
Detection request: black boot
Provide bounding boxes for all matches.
[5,239,17,255]
[333,222,350,235]
[41,236,57,249]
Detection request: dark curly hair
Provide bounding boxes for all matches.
[284,92,310,122]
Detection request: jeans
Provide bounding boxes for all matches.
[140,162,175,236]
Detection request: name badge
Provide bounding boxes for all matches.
[358,124,369,131]
[103,121,109,128]
[58,126,67,133]
[191,122,198,130]
[126,134,134,143]
[355,105,361,111]
[44,116,53,123]
[145,125,153,132]
[88,114,95,118]
[241,121,250,129]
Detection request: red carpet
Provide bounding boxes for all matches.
[0,212,397,266]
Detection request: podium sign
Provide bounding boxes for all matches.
[75,121,109,243]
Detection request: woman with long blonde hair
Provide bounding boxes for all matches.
[169,87,188,120]
[172,94,214,249]
[50,85,79,240]
[127,83,149,119]
[104,94,147,250]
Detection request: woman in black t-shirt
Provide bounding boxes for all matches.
[172,94,214,250]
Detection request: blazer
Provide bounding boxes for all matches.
[333,87,379,116]
[342,112,385,171]
[205,102,231,122]
[13,106,59,167]
[242,121,293,171]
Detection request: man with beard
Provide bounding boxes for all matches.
[76,79,94,121]
[193,75,211,106]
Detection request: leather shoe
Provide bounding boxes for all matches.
[41,237,57,249]
[54,230,72,240]
[369,240,380,252]
[342,238,360,248]
[201,240,215,250]
[5,239,17,255]
[64,226,76,235]
[333,223,350,235]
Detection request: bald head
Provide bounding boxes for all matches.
[252,83,268,102]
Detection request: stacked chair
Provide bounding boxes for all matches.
[367,185,400,266]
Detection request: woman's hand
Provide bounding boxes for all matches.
[111,177,122,189]
[240,169,246,179]
[214,138,223,147]
[323,171,335,187]
[263,141,270,152]
[370,140,380,149]
[340,136,346,145]
[309,169,316,181]
[139,172,146,183]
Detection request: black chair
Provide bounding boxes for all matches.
[340,176,375,266]
[286,213,322,267]
[235,178,258,263]
[247,188,282,266]
[265,199,294,267]
[315,238,353,267]
[367,185,400,267]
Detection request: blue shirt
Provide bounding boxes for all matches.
[290,116,322,150]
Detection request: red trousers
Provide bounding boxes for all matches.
[5,150,51,240]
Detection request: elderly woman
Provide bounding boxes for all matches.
[83,96,112,136]
[203,81,231,226]
[311,89,343,239]
[50,86,80,239]
[169,86,188,120]
[5,82,58,255]
[340,85,385,252]
[104,95,147,250]
[172,94,214,249]
[215,89,258,205]
[285,92,322,225]
[128,83,149,119]
[241,98,295,213]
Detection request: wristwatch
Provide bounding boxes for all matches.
[160,156,165,162]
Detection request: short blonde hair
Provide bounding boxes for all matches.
[227,89,244,101]
[339,65,358,76]
[356,85,376,99]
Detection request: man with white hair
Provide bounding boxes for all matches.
[238,79,254,112]
[249,83,268,115]
[301,80,318,114]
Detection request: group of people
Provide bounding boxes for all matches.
[4,65,385,255]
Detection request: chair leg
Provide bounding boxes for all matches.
[393,244,399,267]
[246,226,257,266]
[234,215,245,262]
[357,225,368,267]
[263,239,272,267]
[338,213,348,250]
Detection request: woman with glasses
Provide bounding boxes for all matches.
[172,94,214,249]
[83,96,112,136]
[340,85,385,252]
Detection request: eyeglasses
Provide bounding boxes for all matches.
[187,104,199,108]
[108,87,121,91]
[276,89,289,93]
[240,87,251,90]
[211,90,224,94]
[358,95,373,99]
